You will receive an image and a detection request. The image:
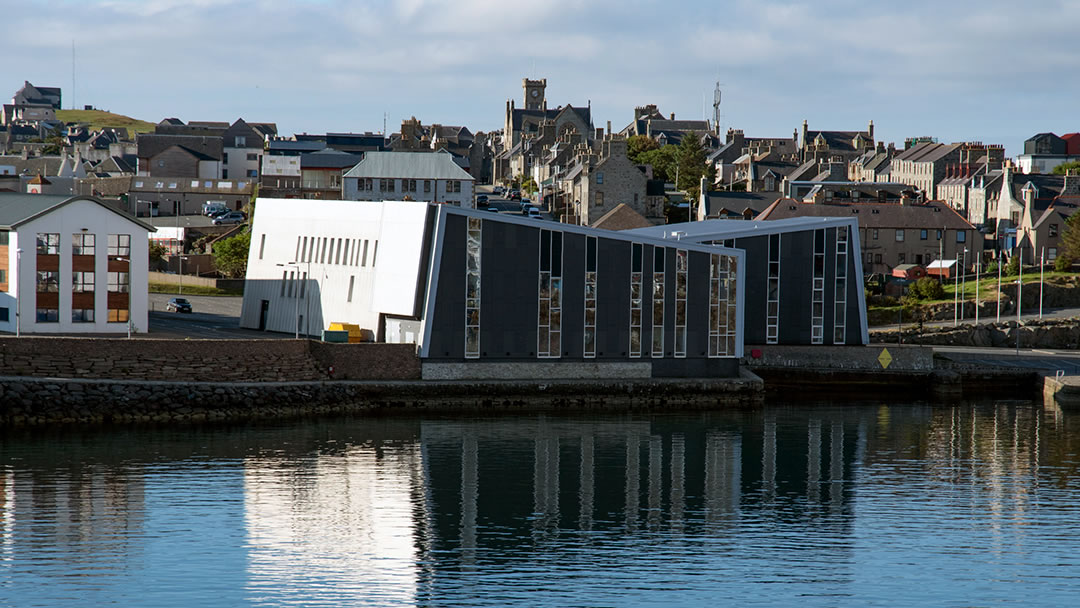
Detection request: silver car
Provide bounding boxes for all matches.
[212,211,246,225]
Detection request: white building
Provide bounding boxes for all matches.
[341,150,474,207]
[241,198,430,340]
[0,194,154,334]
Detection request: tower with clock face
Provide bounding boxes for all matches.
[523,78,546,110]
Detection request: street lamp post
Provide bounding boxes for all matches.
[960,248,967,321]
[276,261,300,339]
[975,259,980,325]
[15,248,23,337]
[178,255,188,295]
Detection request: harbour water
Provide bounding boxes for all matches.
[3,400,1079,606]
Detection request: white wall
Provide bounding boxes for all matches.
[342,178,474,209]
[224,146,262,180]
[241,198,431,338]
[11,199,150,334]
[262,156,301,177]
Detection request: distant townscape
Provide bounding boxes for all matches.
[1,77,1077,365]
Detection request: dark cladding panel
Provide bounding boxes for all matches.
[561,232,586,358]
[735,235,768,344]
[595,237,631,358]
[428,213,467,359]
[686,250,711,358]
[778,230,813,345]
[483,221,540,358]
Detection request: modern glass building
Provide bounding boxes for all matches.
[242,199,745,379]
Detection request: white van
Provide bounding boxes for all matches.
[202,201,228,216]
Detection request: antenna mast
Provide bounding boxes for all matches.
[71,40,75,110]
[712,81,723,136]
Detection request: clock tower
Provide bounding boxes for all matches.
[523,78,546,111]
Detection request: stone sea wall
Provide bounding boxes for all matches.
[0,374,765,426]
[872,317,1080,349]
[0,337,420,382]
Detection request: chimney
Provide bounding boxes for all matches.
[670,113,675,120]
[900,191,911,205]
[606,120,611,136]
[1064,170,1080,196]
[868,119,874,140]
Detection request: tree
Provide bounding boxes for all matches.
[675,131,709,200]
[1061,210,1080,263]
[213,231,251,278]
[638,146,678,182]
[1006,255,1020,277]
[521,177,538,196]
[1052,161,1080,175]
[148,241,167,267]
[909,276,945,300]
[627,135,659,164]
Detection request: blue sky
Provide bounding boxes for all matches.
[7,0,1079,155]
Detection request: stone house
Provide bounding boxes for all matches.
[562,135,661,227]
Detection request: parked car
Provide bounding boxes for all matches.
[476,194,489,207]
[166,297,192,313]
[527,207,543,219]
[212,211,246,225]
[486,207,500,213]
[493,186,505,196]
[509,189,521,201]
[520,204,535,216]
[208,209,232,218]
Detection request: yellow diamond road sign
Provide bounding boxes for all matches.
[878,348,893,369]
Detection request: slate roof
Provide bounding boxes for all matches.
[701,191,782,217]
[591,203,654,230]
[1011,173,1067,202]
[510,105,592,132]
[137,134,223,161]
[300,149,364,170]
[0,193,155,231]
[755,197,974,230]
[806,130,871,153]
[342,151,473,180]
[894,142,960,163]
[0,155,64,176]
[267,140,327,154]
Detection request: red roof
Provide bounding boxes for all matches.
[1062,133,1080,156]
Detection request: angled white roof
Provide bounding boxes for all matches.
[626,216,858,242]
[342,151,474,181]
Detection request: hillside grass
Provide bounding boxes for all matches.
[149,283,243,297]
[56,109,156,134]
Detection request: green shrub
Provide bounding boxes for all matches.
[1055,256,1073,272]
[1006,256,1020,276]
[909,276,945,300]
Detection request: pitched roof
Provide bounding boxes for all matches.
[701,191,782,217]
[591,203,654,230]
[300,149,365,169]
[755,197,975,230]
[342,151,474,180]
[0,193,155,231]
[137,134,223,161]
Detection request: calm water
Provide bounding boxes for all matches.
[3,400,1080,607]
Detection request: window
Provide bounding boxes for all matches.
[72,309,95,323]
[247,169,258,178]
[709,253,737,357]
[108,272,129,293]
[630,243,643,357]
[899,253,906,264]
[288,271,295,297]
[594,191,604,207]
[280,270,288,296]
[107,309,129,323]
[811,229,825,344]
[936,229,942,240]
[380,179,393,192]
[72,233,95,255]
[674,249,687,358]
[538,229,563,358]
[584,236,597,358]
[766,234,780,344]
[260,234,268,260]
[108,234,131,257]
[895,229,904,242]
[875,253,882,264]
[72,271,94,292]
[449,181,462,193]
[404,179,417,192]
[465,218,482,358]
[36,308,59,323]
[0,307,7,322]
[361,240,369,266]
[866,252,873,265]
[0,231,8,246]
[920,229,928,241]
[424,180,431,193]
[834,226,848,344]
[247,153,258,161]
[956,231,966,243]
[652,246,665,357]
[343,239,350,265]
[372,241,378,266]
[347,276,355,302]
[37,271,59,292]
[321,238,329,263]
[334,239,342,265]
[36,233,60,255]
[1049,247,1058,260]
[235,135,246,147]
[596,172,604,185]
[872,229,879,240]
[1050,224,1059,238]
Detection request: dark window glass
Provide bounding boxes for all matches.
[632,243,642,272]
[540,230,551,272]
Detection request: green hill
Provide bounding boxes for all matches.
[55,109,156,134]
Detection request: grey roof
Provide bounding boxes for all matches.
[626,216,860,241]
[137,134,223,161]
[300,149,363,169]
[0,193,155,231]
[267,140,327,154]
[343,151,473,180]
[702,191,782,217]
[755,197,974,230]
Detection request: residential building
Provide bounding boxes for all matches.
[135,133,223,178]
[300,150,362,199]
[1016,132,1080,174]
[628,217,869,346]
[697,191,782,221]
[849,142,895,182]
[241,198,745,378]
[889,141,1005,200]
[341,150,475,207]
[128,176,254,216]
[497,78,593,184]
[994,169,1080,262]
[0,193,153,334]
[797,120,875,164]
[222,119,267,180]
[755,196,977,276]
[619,104,712,146]
[260,139,326,198]
[561,135,661,227]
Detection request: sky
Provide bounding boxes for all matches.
[5,0,1079,156]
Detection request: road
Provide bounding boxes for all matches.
[147,294,284,339]
[476,186,552,220]
[931,345,1080,374]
